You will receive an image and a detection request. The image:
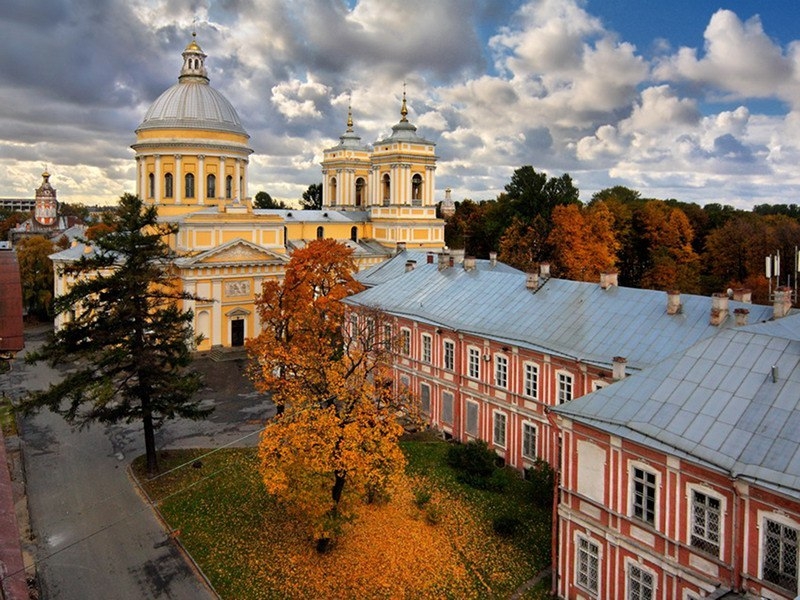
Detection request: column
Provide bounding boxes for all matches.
[211,280,222,346]
[241,159,248,199]
[219,156,227,199]
[154,155,162,203]
[137,157,145,199]
[174,154,182,204]
[198,155,205,205]
[234,159,241,201]
[426,165,436,206]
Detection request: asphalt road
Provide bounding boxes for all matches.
[3,327,275,600]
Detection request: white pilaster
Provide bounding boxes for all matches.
[174,155,182,204]
[198,155,205,205]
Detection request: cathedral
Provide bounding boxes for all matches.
[52,35,445,350]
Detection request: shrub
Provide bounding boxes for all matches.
[492,515,522,537]
[446,440,498,488]
[413,487,432,509]
[526,459,555,509]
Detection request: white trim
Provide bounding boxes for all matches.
[574,531,602,598]
[623,557,657,600]
[492,409,507,449]
[521,420,538,461]
[494,352,509,388]
[556,369,574,404]
[685,482,726,560]
[523,360,540,399]
[628,460,660,529]
[757,510,800,593]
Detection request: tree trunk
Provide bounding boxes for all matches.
[316,471,347,554]
[142,396,159,476]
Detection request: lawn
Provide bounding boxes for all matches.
[133,440,553,599]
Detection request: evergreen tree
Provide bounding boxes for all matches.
[21,194,210,475]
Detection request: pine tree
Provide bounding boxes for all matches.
[21,194,210,475]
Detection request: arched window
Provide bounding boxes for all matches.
[382,174,391,205]
[283,226,288,246]
[355,177,365,207]
[185,173,195,198]
[412,173,423,203]
[226,175,233,199]
[351,226,358,242]
[148,173,155,198]
[330,177,337,205]
[164,173,173,198]
[316,226,324,239]
[207,174,216,198]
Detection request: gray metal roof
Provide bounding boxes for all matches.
[552,315,800,497]
[346,261,778,371]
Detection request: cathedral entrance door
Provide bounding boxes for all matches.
[231,319,244,347]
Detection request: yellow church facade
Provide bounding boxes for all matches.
[53,36,444,350]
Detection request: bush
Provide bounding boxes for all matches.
[413,487,432,509]
[486,466,520,493]
[446,440,499,488]
[526,459,555,509]
[492,515,522,537]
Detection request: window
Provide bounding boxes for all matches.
[632,467,657,526]
[495,354,508,388]
[355,177,365,207]
[350,226,358,242]
[522,423,537,460]
[691,490,721,556]
[422,334,432,363]
[226,175,233,198]
[412,173,422,203]
[400,329,410,355]
[399,375,410,389]
[468,347,480,379]
[350,315,358,339]
[524,363,539,399]
[148,172,155,198]
[557,372,573,404]
[493,411,506,447]
[164,173,173,198]
[441,391,454,424]
[763,518,798,594]
[465,402,478,436]
[627,564,654,600]
[316,226,324,239]
[383,324,392,351]
[577,536,599,595]
[185,173,195,198]
[330,177,337,204]
[382,174,391,203]
[443,340,455,371]
[420,383,430,414]
[366,318,375,347]
[207,173,216,198]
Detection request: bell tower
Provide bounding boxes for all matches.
[34,169,58,227]
[321,105,372,210]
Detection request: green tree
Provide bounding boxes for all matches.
[504,165,580,223]
[58,202,91,222]
[21,194,210,475]
[301,183,323,210]
[16,235,55,319]
[254,191,288,209]
[0,210,27,241]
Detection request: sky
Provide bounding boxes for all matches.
[2,0,800,209]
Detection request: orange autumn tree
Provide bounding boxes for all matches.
[548,201,619,281]
[248,238,417,553]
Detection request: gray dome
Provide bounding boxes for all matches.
[137,81,248,136]
[136,36,248,137]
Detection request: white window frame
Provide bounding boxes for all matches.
[575,533,600,596]
[465,400,479,437]
[383,323,393,351]
[625,560,655,600]
[467,346,481,379]
[400,327,411,356]
[759,511,799,595]
[421,333,432,363]
[420,382,431,415]
[687,484,725,559]
[443,339,455,371]
[522,421,537,461]
[523,361,539,399]
[557,370,573,404]
[629,462,659,528]
[495,353,508,388]
[493,410,507,448]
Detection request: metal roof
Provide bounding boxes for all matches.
[552,314,800,497]
[346,260,778,371]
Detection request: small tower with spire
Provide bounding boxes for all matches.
[34,169,58,227]
[321,102,371,210]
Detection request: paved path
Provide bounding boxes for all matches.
[2,327,275,600]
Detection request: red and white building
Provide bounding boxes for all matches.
[347,250,800,599]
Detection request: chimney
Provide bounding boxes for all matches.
[539,262,551,278]
[395,242,406,255]
[463,256,476,271]
[526,272,539,290]
[438,251,450,271]
[666,290,682,315]
[489,251,497,267]
[773,286,793,319]
[734,307,749,326]
[449,256,455,267]
[612,356,627,381]
[451,249,465,264]
[710,293,729,326]
[600,272,618,290]
[732,288,752,304]
[426,252,434,264]
[405,260,417,273]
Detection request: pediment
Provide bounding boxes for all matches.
[177,239,287,267]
